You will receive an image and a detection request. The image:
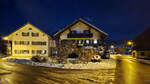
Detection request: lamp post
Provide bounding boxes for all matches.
[110,45,114,54]
[127,41,133,55]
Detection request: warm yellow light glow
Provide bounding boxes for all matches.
[110,45,114,48]
[127,41,133,45]
[4,23,50,58]
[3,37,8,40]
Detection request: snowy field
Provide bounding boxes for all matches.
[3,58,116,69]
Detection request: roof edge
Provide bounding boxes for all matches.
[3,22,52,39]
[54,18,108,37]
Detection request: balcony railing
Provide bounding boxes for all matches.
[67,33,93,38]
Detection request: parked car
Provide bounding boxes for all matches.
[91,55,101,62]
[98,49,110,59]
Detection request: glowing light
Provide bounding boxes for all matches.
[3,37,8,40]
[93,39,97,44]
[110,45,114,48]
[127,41,133,45]
[86,40,89,44]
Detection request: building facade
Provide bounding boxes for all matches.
[54,18,108,48]
[3,23,52,58]
[132,27,150,58]
[54,18,108,62]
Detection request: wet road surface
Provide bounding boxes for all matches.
[0,56,150,84]
[115,56,150,84]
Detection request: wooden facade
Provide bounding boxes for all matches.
[54,18,108,62]
[54,18,108,48]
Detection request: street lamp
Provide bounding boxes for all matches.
[127,41,133,55]
[110,45,115,54]
[110,45,114,49]
[127,41,133,46]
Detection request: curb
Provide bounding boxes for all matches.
[136,59,150,65]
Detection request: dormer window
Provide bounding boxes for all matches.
[22,32,29,36]
[32,32,39,37]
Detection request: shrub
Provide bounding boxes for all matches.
[31,55,47,62]
[0,54,7,58]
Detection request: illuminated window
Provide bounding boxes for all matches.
[78,40,82,44]
[37,50,47,54]
[42,50,46,54]
[32,50,46,54]
[86,40,89,44]
[93,39,97,44]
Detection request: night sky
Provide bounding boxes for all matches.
[0,0,150,40]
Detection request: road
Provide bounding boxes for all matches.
[0,55,150,84]
[114,56,150,84]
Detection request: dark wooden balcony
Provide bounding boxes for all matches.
[67,33,93,38]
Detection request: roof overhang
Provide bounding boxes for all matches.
[54,18,108,38]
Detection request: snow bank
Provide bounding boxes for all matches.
[6,59,116,69]
[63,60,116,69]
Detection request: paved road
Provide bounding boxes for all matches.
[114,56,150,84]
[0,56,150,84]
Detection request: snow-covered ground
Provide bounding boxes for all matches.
[63,59,116,69]
[3,58,116,69]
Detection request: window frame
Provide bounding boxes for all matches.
[22,32,29,36]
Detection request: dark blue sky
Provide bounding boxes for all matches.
[0,0,150,40]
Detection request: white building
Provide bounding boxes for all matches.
[3,23,52,58]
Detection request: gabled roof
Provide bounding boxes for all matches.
[54,18,108,37]
[3,22,52,39]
